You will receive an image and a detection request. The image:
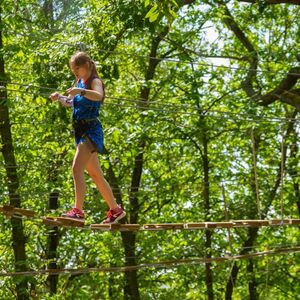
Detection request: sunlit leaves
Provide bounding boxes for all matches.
[144,0,178,23]
[1,0,300,299]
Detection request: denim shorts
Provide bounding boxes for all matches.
[73,119,104,154]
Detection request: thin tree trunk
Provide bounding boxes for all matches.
[287,113,300,216]
[122,232,140,300]
[225,128,262,299]
[0,6,30,300]
[247,259,258,300]
[202,124,214,300]
[120,25,170,299]
[109,3,194,297]
[43,0,54,29]
[46,191,59,295]
[225,227,258,300]
[205,230,214,300]
[225,117,295,299]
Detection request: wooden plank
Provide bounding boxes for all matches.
[143,223,184,231]
[290,219,300,225]
[184,223,207,229]
[269,219,292,226]
[185,222,234,229]
[90,224,111,231]
[42,216,84,227]
[42,217,62,226]
[91,224,140,231]
[55,217,85,227]
[0,205,35,218]
[214,222,234,228]
[232,220,270,227]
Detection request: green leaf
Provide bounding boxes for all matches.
[112,129,120,144]
[145,4,158,20]
[144,0,150,8]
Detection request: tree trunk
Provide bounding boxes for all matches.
[119,24,170,299]
[43,0,54,29]
[247,259,258,300]
[122,232,140,300]
[225,117,294,298]
[46,191,59,295]
[202,121,214,300]
[0,6,30,300]
[225,227,258,300]
[225,129,261,299]
[205,231,214,300]
[287,114,300,216]
[225,129,262,299]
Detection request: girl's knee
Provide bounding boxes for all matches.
[89,172,101,182]
[72,163,85,177]
[88,170,105,184]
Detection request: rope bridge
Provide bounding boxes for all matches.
[1,205,300,231]
[1,205,300,277]
[1,246,299,277]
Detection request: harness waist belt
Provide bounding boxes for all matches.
[72,118,99,139]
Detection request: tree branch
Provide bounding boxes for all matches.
[101,26,129,62]
[219,1,300,111]
[219,1,259,98]
[260,68,300,107]
[182,0,196,5]
[238,0,300,5]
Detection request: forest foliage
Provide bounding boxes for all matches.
[0,0,300,299]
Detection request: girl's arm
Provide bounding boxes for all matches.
[57,95,73,107]
[66,78,104,102]
[49,92,73,107]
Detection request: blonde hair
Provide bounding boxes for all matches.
[70,52,105,101]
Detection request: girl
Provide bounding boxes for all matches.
[50,52,126,224]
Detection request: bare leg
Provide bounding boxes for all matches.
[85,152,118,209]
[72,142,93,210]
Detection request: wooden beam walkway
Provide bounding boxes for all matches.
[1,205,300,231]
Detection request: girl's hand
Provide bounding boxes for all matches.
[49,92,61,101]
[66,87,80,98]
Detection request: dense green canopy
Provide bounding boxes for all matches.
[0,0,299,299]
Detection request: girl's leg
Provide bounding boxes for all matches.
[72,142,93,210]
[85,152,118,209]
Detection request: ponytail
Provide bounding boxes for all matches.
[85,61,105,102]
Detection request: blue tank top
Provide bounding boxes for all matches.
[72,79,101,121]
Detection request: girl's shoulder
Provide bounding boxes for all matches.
[90,77,104,88]
[91,76,102,83]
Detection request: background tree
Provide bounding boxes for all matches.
[0,0,300,299]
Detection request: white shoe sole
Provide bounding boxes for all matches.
[103,211,126,224]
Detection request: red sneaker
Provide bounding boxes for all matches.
[102,205,126,224]
[62,207,84,219]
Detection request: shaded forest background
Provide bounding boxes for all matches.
[0,0,300,299]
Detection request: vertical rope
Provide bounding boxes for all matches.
[251,127,262,219]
